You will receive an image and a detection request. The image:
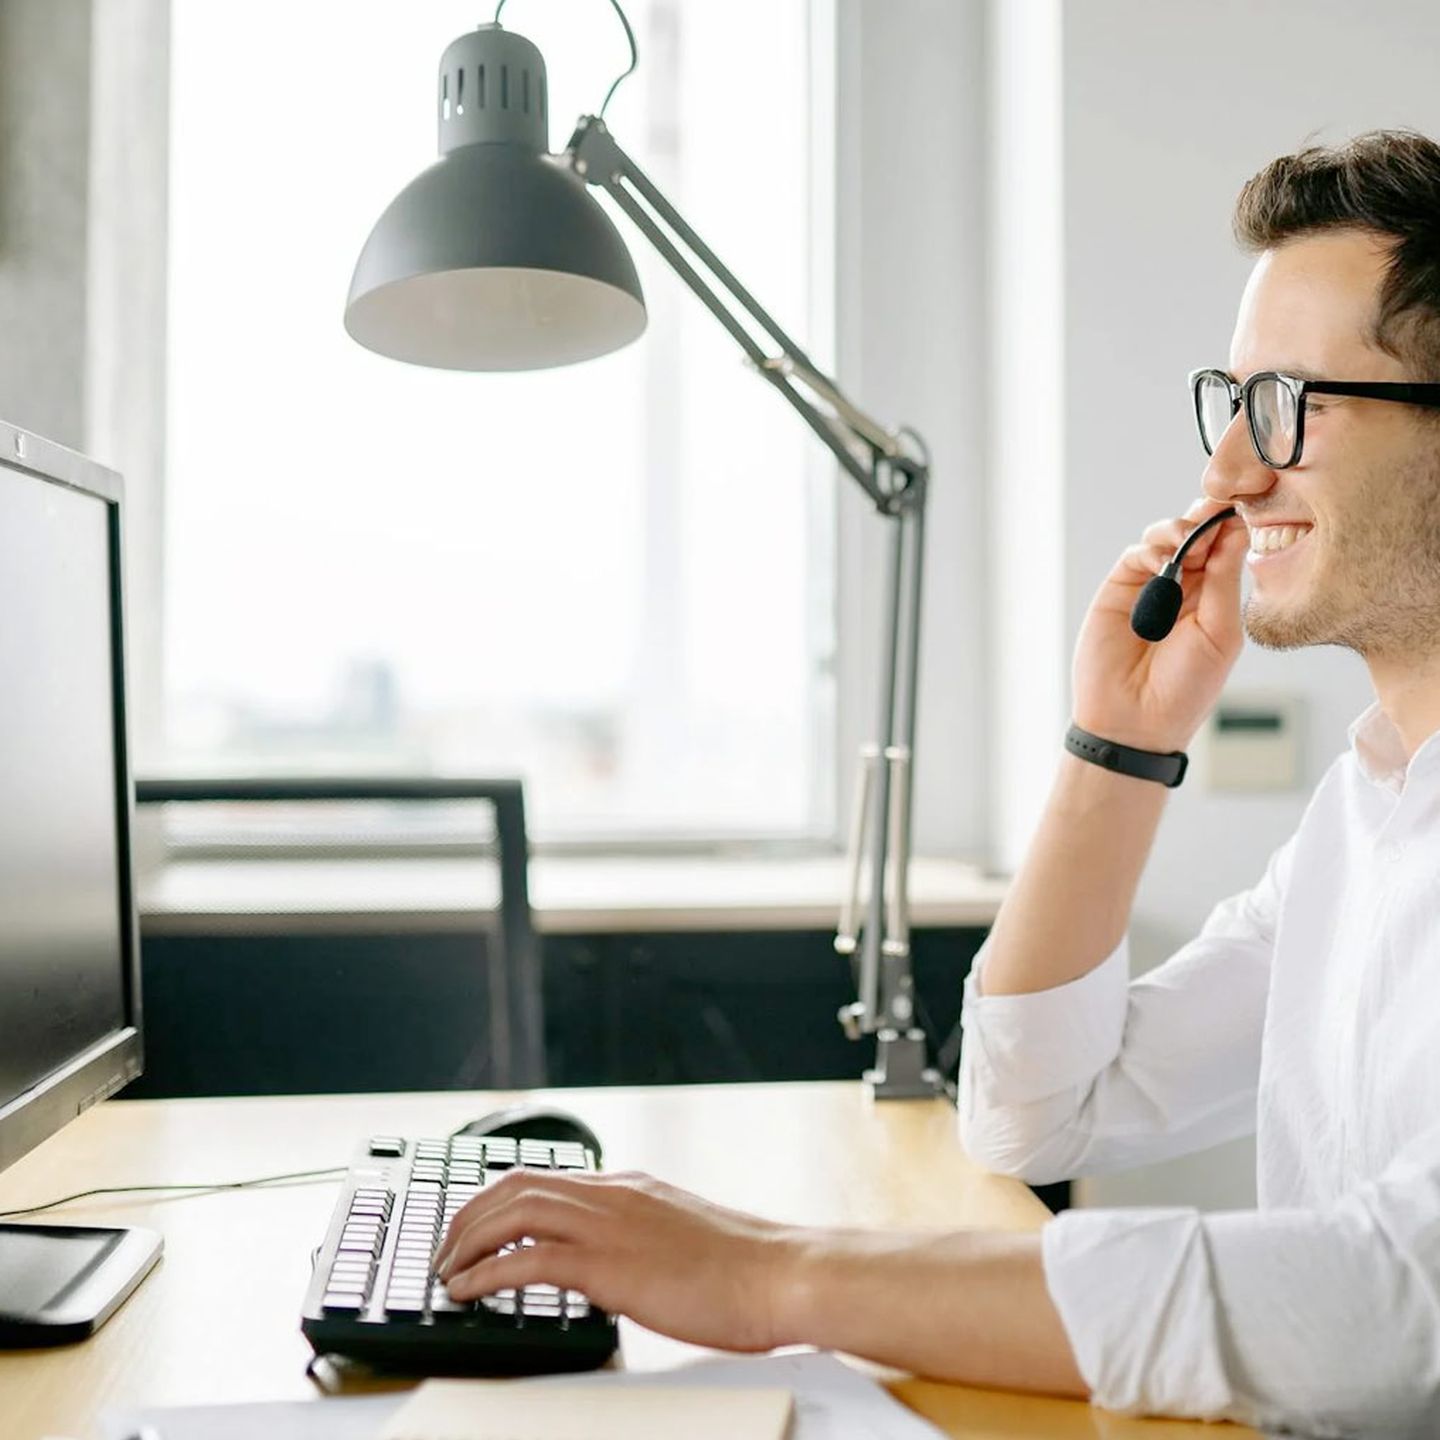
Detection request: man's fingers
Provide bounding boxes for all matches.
[445,1239,593,1302]
[437,1187,603,1279]
[1118,542,1174,579]
[434,1170,596,1265]
[1138,513,1226,570]
[1194,520,1249,640]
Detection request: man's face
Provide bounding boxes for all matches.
[1206,229,1440,659]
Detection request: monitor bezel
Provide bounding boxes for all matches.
[0,419,144,1176]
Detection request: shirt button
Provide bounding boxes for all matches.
[1381,841,1405,862]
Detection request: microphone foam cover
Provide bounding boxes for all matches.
[1131,574,1184,642]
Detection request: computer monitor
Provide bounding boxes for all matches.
[0,418,160,1345]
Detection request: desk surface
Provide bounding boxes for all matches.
[0,1082,1250,1439]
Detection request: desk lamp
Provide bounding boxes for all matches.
[344,4,939,1099]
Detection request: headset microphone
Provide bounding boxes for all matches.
[1130,507,1237,642]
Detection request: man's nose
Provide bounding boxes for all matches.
[1202,409,1279,505]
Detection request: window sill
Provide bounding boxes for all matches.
[137,853,1007,936]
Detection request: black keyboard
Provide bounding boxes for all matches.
[301,1132,618,1374]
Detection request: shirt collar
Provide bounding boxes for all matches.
[1347,702,1440,794]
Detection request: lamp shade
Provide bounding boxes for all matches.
[344,25,646,372]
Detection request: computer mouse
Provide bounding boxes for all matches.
[455,1103,603,1164]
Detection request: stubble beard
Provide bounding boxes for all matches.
[1242,442,1440,658]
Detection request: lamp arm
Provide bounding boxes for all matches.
[566,114,939,1098]
[566,116,925,513]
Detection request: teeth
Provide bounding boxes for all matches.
[1249,524,1311,553]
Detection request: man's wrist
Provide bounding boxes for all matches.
[765,1227,830,1347]
[1064,723,1188,788]
[1070,711,1191,754]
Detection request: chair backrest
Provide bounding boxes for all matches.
[134,776,545,1088]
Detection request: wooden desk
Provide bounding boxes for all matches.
[0,1082,1250,1439]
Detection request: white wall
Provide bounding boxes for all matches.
[990,0,1440,1210]
[836,0,990,859]
[0,0,169,764]
[0,0,92,449]
[86,0,170,768]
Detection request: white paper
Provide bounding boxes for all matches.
[379,1381,791,1440]
[536,1352,946,1440]
[103,1349,944,1440]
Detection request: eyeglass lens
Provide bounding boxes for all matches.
[1196,373,1298,467]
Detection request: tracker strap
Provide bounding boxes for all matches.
[1064,723,1188,788]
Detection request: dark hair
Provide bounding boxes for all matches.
[1233,130,1440,377]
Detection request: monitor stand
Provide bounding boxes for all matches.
[0,1223,162,1345]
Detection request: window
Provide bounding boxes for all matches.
[164,0,834,841]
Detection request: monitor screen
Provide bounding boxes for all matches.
[0,436,138,1171]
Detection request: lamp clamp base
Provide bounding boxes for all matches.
[864,1027,944,1101]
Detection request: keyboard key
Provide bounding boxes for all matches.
[367,1137,406,1158]
[385,1295,426,1315]
[430,1288,474,1318]
[322,1291,367,1312]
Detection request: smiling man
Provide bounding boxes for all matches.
[435,132,1440,1436]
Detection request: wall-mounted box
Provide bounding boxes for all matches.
[1198,694,1303,792]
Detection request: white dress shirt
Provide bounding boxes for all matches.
[958,704,1440,1438]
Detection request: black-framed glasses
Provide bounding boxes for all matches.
[1190,368,1440,469]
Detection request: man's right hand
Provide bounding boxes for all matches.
[1071,499,1249,754]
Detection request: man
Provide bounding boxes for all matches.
[435,131,1440,1436]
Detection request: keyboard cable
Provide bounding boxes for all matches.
[0,1165,346,1220]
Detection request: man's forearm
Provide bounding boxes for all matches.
[773,1226,1086,1397]
[979,754,1169,996]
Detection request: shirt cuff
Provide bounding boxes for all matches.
[1042,1207,1236,1419]
[960,939,1130,1104]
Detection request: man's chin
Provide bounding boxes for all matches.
[1242,596,1329,650]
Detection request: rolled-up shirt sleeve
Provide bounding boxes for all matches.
[1043,1143,1440,1435]
[957,837,1293,1185]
